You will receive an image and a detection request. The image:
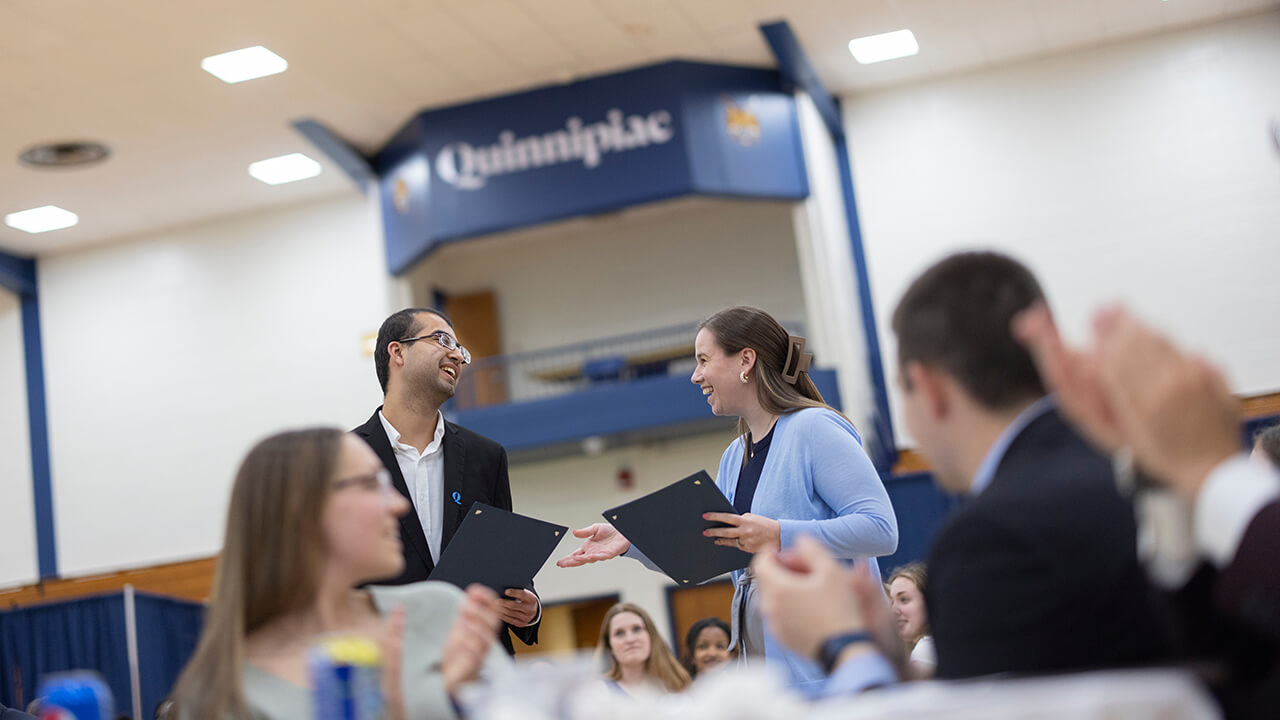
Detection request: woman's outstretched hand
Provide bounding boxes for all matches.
[556,523,631,567]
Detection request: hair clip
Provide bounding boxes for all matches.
[782,335,813,384]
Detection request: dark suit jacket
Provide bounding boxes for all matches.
[926,408,1174,679]
[1218,499,1280,640]
[353,408,539,653]
[1194,499,1280,718]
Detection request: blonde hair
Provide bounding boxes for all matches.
[888,562,930,643]
[597,602,691,693]
[170,428,345,719]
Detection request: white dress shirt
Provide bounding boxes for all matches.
[1195,454,1280,568]
[379,410,446,562]
[1138,453,1280,587]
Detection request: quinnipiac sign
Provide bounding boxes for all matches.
[375,61,809,275]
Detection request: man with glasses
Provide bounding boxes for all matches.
[353,307,540,654]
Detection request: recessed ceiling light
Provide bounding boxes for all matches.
[848,30,920,65]
[19,141,110,169]
[248,153,322,185]
[5,205,79,234]
[201,46,288,83]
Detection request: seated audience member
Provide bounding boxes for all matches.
[1252,425,1280,468]
[682,617,733,679]
[886,563,935,678]
[598,603,691,695]
[1015,305,1280,716]
[170,428,510,719]
[753,252,1178,695]
[888,252,1172,678]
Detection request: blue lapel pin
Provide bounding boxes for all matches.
[452,491,462,505]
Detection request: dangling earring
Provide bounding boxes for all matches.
[740,372,749,384]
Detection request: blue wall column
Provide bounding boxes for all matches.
[759,21,898,471]
[0,250,58,578]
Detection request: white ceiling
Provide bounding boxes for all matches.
[3,0,1276,257]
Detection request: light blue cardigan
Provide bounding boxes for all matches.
[624,407,898,692]
[718,407,897,692]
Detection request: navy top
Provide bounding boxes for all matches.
[733,426,775,514]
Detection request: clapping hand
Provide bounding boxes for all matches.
[1015,304,1241,500]
[441,584,502,696]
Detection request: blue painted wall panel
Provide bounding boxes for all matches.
[375,61,809,274]
[452,368,840,453]
[879,472,963,577]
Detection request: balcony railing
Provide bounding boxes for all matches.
[453,320,805,410]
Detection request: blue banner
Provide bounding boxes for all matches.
[375,61,808,274]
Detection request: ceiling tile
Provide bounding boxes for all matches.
[675,0,771,35]
[1031,0,1104,52]
[973,4,1047,64]
[3,0,1272,255]
[705,28,775,67]
[1159,0,1229,28]
[1096,0,1166,36]
[446,0,545,38]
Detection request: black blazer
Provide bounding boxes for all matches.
[1218,499,1280,640]
[1198,500,1280,717]
[353,408,539,653]
[926,408,1173,679]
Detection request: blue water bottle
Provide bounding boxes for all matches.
[36,672,114,720]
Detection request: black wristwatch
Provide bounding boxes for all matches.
[816,631,874,675]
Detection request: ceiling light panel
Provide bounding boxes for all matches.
[248,153,322,185]
[5,205,79,234]
[848,30,920,64]
[201,46,288,83]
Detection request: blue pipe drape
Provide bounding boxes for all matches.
[133,594,203,716]
[880,471,963,576]
[0,591,203,716]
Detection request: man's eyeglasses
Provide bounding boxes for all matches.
[332,468,394,496]
[397,331,472,365]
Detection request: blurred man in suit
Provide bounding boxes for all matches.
[754,252,1172,692]
[888,251,1171,677]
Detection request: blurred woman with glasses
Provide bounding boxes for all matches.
[171,428,509,719]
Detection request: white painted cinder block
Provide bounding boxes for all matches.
[845,11,1280,445]
[39,192,395,576]
[0,289,38,587]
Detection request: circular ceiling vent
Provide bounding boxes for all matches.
[19,141,110,168]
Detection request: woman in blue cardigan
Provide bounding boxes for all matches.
[559,306,898,692]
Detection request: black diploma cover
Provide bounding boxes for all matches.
[428,503,568,594]
[603,470,752,585]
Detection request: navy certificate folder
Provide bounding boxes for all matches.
[603,470,752,585]
[428,503,568,594]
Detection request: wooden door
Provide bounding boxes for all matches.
[442,291,507,408]
[666,580,734,659]
[511,594,619,659]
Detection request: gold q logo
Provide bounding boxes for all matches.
[723,97,762,147]
[393,177,410,215]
